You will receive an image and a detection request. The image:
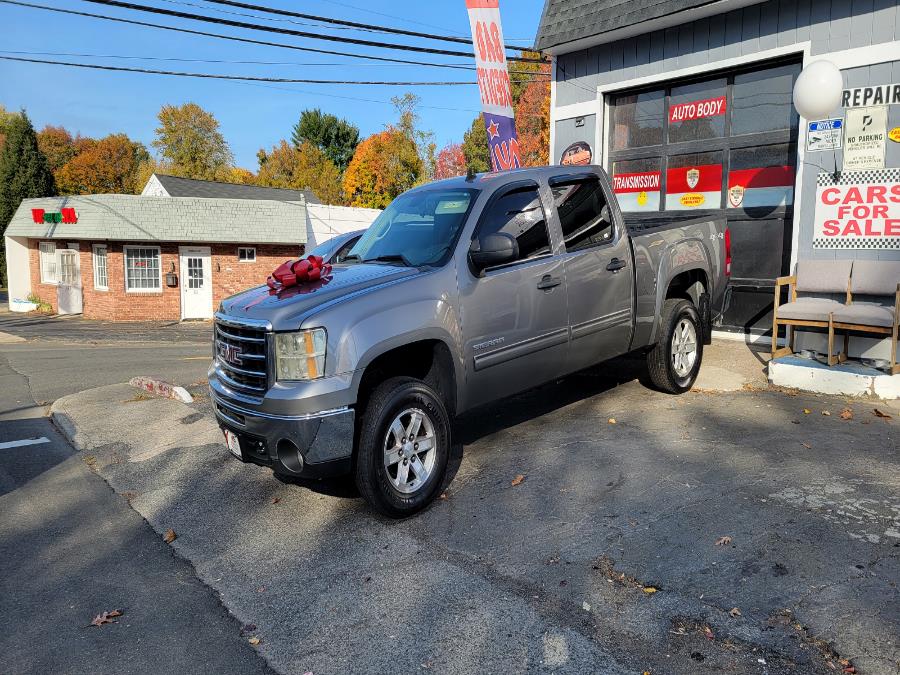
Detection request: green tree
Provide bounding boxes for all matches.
[0,105,23,152]
[152,103,233,180]
[390,93,436,182]
[462,116,490,173]
[0,111,55,285]
[291,109,360,173]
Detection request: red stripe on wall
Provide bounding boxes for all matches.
[666,164,722,193]
[728,165,795,189]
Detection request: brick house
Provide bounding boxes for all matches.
[4,190,378,321]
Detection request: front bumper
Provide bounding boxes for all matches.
[211,390,355,478]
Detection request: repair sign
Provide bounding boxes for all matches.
[466,0,520,171]
[813,170,900,249]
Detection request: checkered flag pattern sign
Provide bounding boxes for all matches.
[813,170,900,250]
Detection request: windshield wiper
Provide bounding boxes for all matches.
[362,254,413,266]
[342,254,362,263]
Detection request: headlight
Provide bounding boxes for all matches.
[275,328,327,381]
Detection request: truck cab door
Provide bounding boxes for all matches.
[549,172,635,373]
[459,181,569,409]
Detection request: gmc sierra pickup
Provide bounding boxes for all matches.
[210,166,730,517]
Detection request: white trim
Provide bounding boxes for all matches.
[549,55,557,162]
[819,41,900,70]
[123,244,163,294]
[237,246,257,263]
[38,241,57,285]
[553,100,600,121]
[91,244,108,291]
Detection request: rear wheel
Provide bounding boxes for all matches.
[646,298,703,394]
[355,376,450,518]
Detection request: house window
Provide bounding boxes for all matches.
[238,247,256,262]
[39,242,57,283]
[124,246,162,292]
[92,244,108,290]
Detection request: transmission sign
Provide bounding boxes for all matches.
[465,0,521,172]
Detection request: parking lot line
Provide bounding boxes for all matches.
[0,437,51,450]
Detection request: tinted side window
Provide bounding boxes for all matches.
[478,187,550,264]
[551,176,612,252]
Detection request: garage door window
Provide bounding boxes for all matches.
[125,246,162,292]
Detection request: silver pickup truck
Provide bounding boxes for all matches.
[210,166,730,517]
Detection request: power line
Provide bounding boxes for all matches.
[0,0,476,70]
[0,54,548,85]
[78,0,546,63]
[0,55,480,84]
[0,49,474,69]
[199,0,528,52]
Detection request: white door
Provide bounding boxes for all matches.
[179,246,213,320]
[57,244,83,315]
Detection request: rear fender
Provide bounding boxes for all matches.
[649,239,712,345]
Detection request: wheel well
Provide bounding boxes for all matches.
[665,269,708,306]
[356,340,457,418]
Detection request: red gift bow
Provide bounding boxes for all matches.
[266,255,332,290]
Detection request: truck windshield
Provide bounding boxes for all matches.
[347,188,479,267]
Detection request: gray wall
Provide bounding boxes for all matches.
[552,0,900,264]
[554,114,597,164]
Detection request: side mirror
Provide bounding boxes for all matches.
[469,232,519,272]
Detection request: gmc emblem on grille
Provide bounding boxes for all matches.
[217,343,243,366]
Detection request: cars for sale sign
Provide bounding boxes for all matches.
[465,0,520,172]
[813,170,900,249]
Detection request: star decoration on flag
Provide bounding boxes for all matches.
[486,119,500,141]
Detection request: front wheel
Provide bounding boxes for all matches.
[355,377,450,518]
[646,298,703,394]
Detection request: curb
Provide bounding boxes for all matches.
[129,376,194,403]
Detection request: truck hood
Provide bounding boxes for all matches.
[219,262,422,328]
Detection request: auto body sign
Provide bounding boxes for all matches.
[465,0,520,171]
[813,170,900,250]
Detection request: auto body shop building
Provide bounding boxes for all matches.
[3,176,379,321]
[538,0,900,340]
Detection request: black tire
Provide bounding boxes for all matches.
[646,298,703,394]
[355,376,450,518]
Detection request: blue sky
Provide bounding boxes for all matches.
[0,0,544,169]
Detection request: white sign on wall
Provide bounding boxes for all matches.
[813,170,900,250]
[843,106,888,170]
[806,118,843,152]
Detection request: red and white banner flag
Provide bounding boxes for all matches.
[666,164,722,210]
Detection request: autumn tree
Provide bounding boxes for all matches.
[291,108,359,173]
[508,50,548,106]
[391,93,436,182]
[152,103,232,180]
[36,125,78,174]
[218,166,256,185]
[343,130,422,209]
[55,133,150,195]
[257,139,343,204]
[433,142,466,180]
[0,111,55,285]
[461,116,490,173]
[514,78,551,167]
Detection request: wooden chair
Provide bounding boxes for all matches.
[772,260,852,362]
[829,260,900,375]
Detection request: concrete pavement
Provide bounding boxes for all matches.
[0,339,272,675]
[50,347,900,674]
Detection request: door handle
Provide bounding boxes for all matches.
[537,274,562,290]
[606,258,627,272]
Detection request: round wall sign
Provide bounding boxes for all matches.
[560,141,592,166]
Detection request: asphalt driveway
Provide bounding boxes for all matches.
[50,346,900,674]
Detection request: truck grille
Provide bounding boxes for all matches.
[214,315,270,400]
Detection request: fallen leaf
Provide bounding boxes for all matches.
[801,442,812,449]
[715,535,733,546]
[821,410,831,416]
[642,586,658,594]
[729,607,741,618]
[163,528,177,543]
[839,408,853,420]
[248,637,261,646]
[90,609,123,627]
[271,497,280,504]
[511,474,526,487]
[582,601,591,612]
[803,408,812,414]
[439,492,448,500]
[704,626,714,640]
[873,408,892,419]
[607,418,617,424]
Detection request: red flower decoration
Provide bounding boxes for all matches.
[266,255,332,290]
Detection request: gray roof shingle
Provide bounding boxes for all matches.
[6,195,307,244]
[149,173,321,204]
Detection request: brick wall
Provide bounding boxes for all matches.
[26,239,303,321]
